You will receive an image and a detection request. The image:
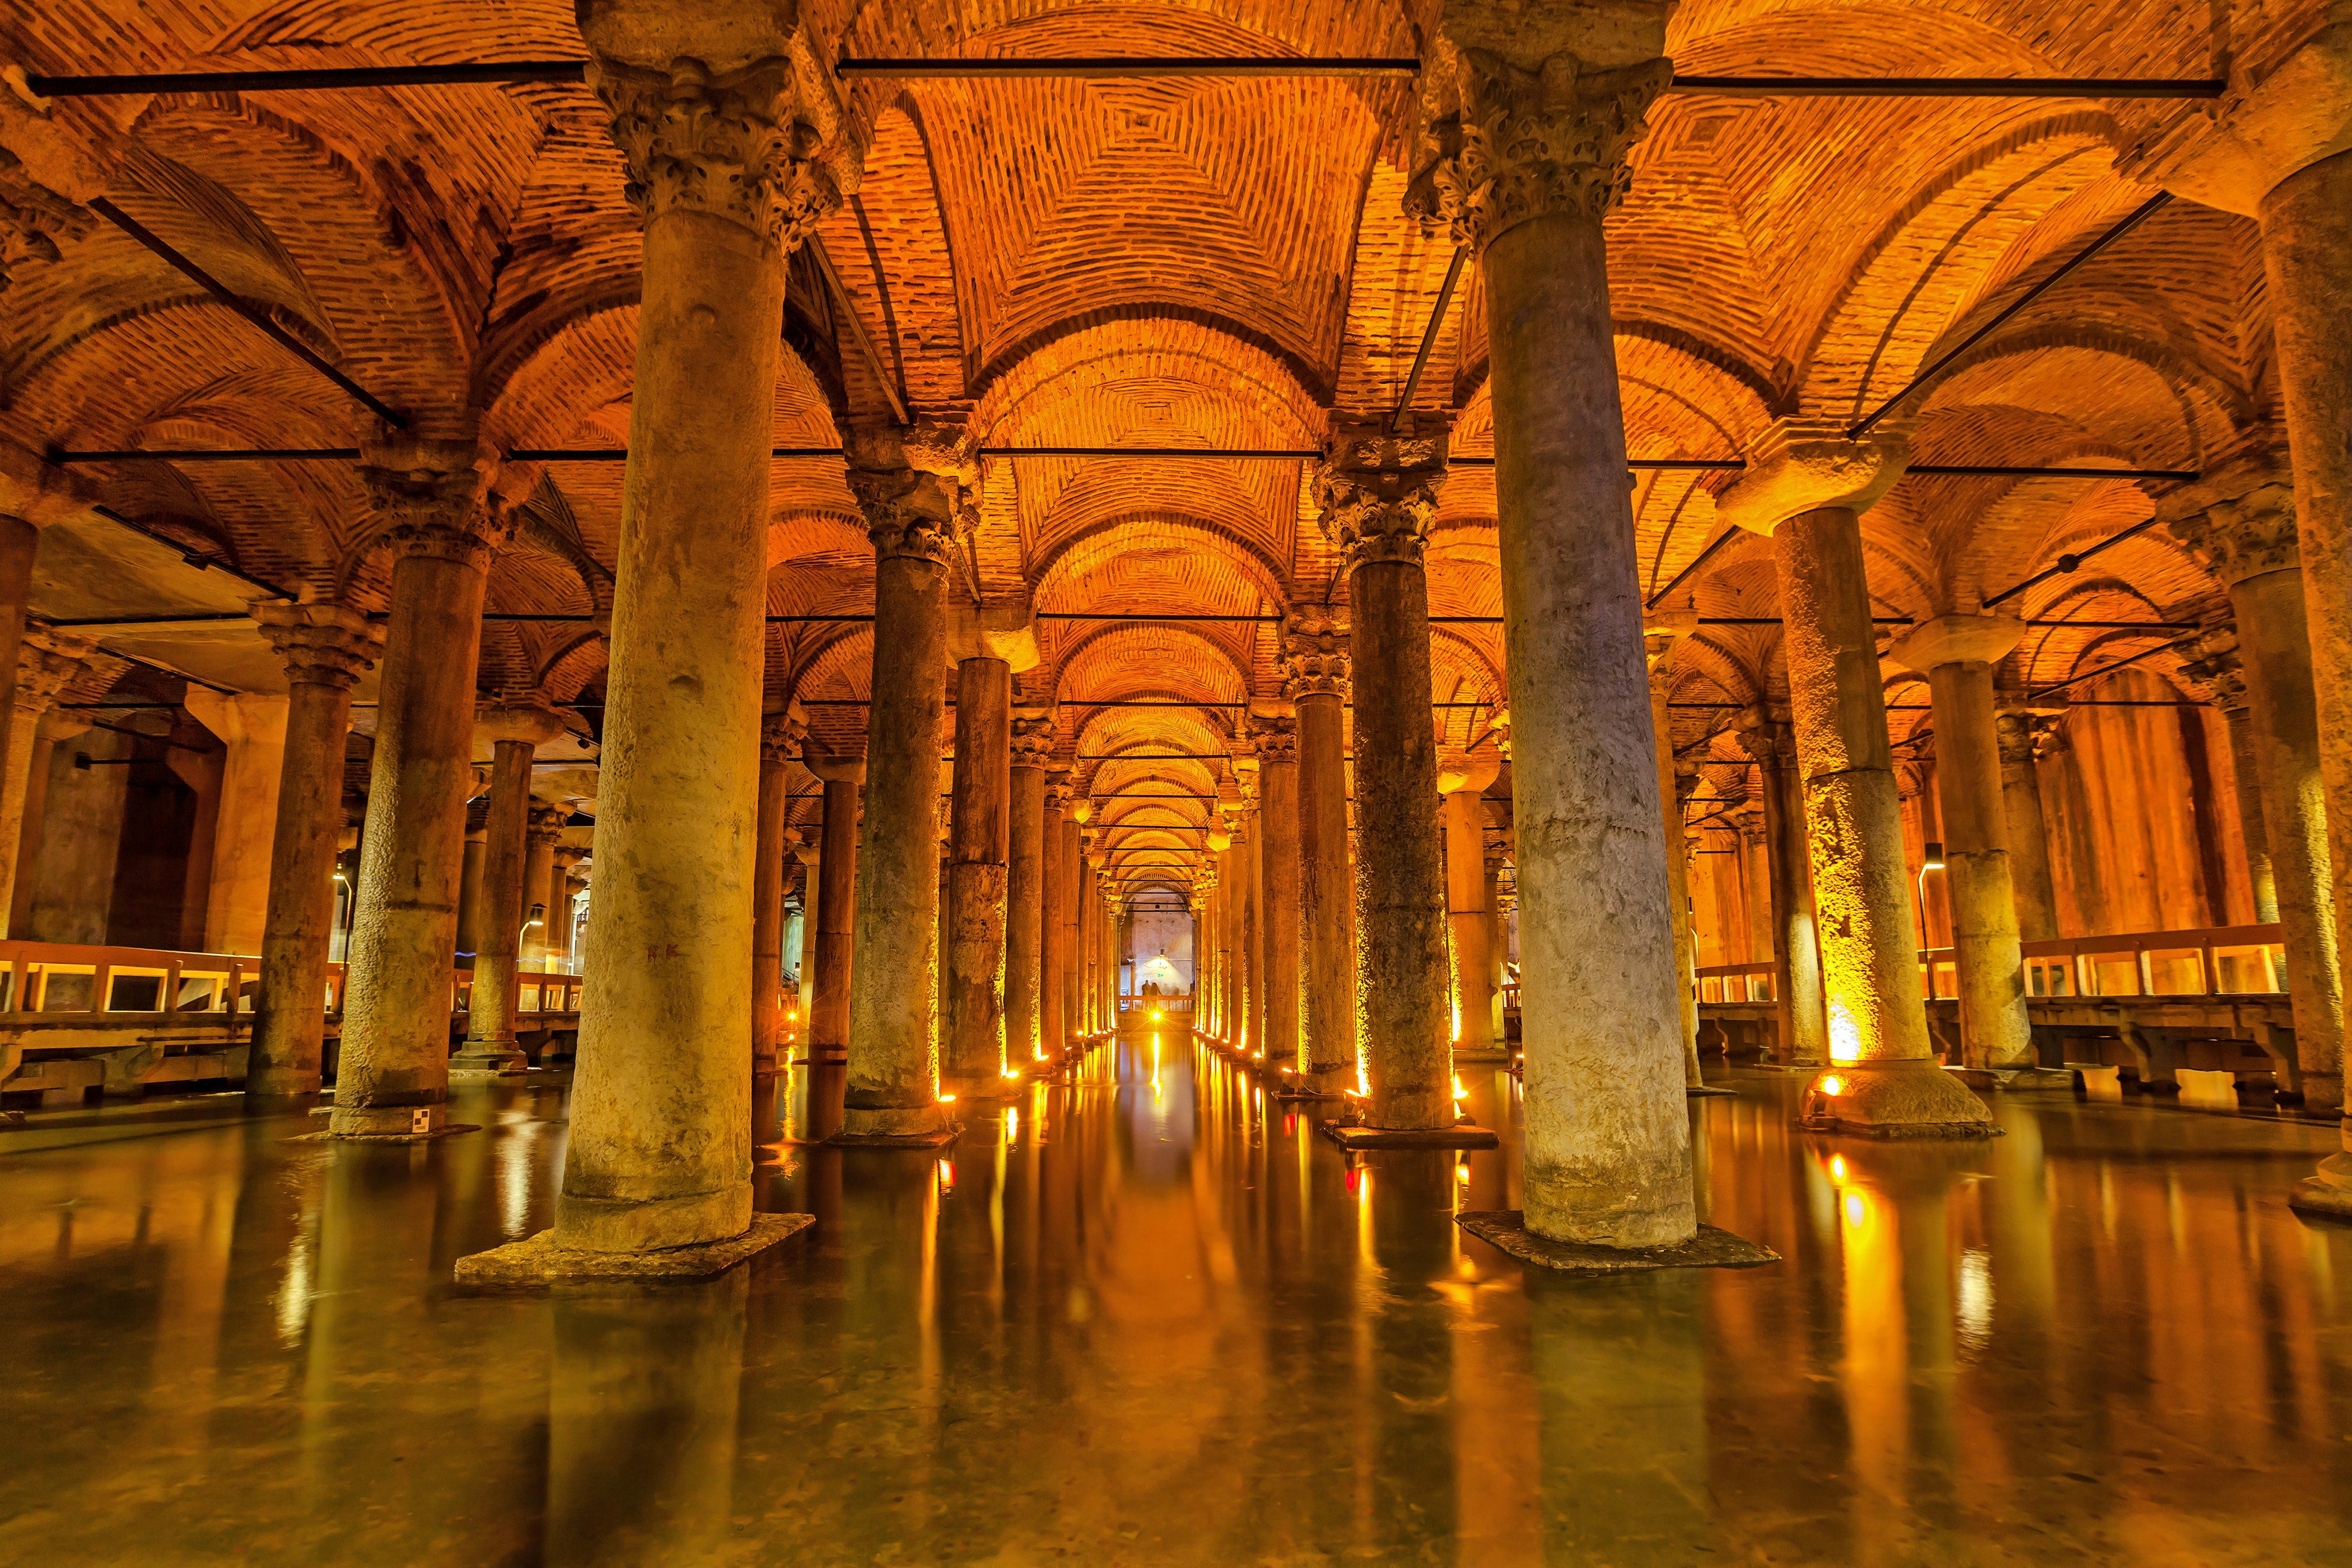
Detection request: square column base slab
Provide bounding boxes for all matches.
[1318,1121,1499,1151]
[1452,1048,1514,1065]
[1992,1067,2079,1092]
[1457,1210,1779,1274]
[455,1211,812,1287]
[290,1124,480,1145]
[1687,1085,1738,1098]
[825,1125,964,1149]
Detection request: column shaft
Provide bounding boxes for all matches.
[2222,708,2279,922]
[1006,754,1046,1066]
[1443,789,1494,1052]
[0,516,38,935]
[944,658,1011,1090]
[1259,745,1301,1070]
[1040,788,1068,1051]
[1242,813,1265,1056]
[1757,743,1828,1065]
[1924,660,2034,1071]
[750,744,791,1082]
[1996,715,2061,942]
[813,775,858,1061]
[1648,684,1702,1086]
[1295,689,1354,1081]
[456,737,534,1074]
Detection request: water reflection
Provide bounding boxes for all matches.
[0,1042,2348,1563]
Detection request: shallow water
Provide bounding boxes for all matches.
[2,1032,2348,1566]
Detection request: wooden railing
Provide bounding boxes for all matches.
[1696,921,2290,1005]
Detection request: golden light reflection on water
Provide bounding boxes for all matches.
[0,1043,2349,1564]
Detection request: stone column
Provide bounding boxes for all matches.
[1255,717,1302,1070]
[1891,616,2048,1078]
[1284,617,1356,1089]
[1238,788,1266,1058]
[1438,748,1500,1055]
[1318,422,1455,1131]
[943,654,1011,1095]
[1735,802,1774,968]
[750,706,805,1085]
[1647,661,1702,1086]
[791,838,819,1019]
[183,691,290,954]
[246,604,381,1099]
[804,748,862,1065]
[0,629,91,937]
[2167,466,2344,1108]
[521,806,563,963]
[1482,846,1509,1033]
[470,7,858,1271]
[1068,801,1093,1038]
[1719,427,1993,1135]
[1040,768,1071,1053]
[1411,7,1694,1221]
[839,439,960,1143]
[1006,711,1052,1067]
[453,705,564,1079]
[0,514,40,914]
[551,849,585,968]
[455,814,488,958]
[1192,863,1217,1029]
[332,443,506,1140]
[1994,712,2062,941]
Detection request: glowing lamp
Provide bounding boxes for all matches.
[937,1091,959,1103]
[1921,840,1946,871]
[1817,1074,1845,1097]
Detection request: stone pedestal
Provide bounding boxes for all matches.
[1408,14,1709,1240]
[517,15,854,1266]
[1285,620,1357,1091]
[1321,423,1453,1131]
[246,604,381,1098]
[1891,615,2037,1074]
[751,707,805,1084]
[183,690,290,955]
[1720,428,1994,1136]
[942,656,1012,1096]
[333,444,505,1139]
[453,707,565,1079]
[1007,711,1052,1066]
[837,441,960,1145]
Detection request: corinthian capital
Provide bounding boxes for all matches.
[0,80,109,293]
[1319,418,1449,575]
[2158,453,2299,588]
[1252,714,1299,766]
[358,439,511,568]
[582,25,853,252]
[2174,623,2252,713]
[254,600,383,692]
[1011,706,1056,769]
[12,627,94,717]
[760,702,808,765]
[1281,612,1352,700]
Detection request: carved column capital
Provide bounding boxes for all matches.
[1011,707,1056,769]
[1318,419,1449,576]
[0,86,108,293]
[2174,624,2253,713]
[357,440,510,570]
[1733,708,1797,769]
[526,804,569,847]
[584,45,853,251]
[11,627,94,718]
[1281,612,1352,700]
[2160,459,2299,587]
[1408,43,1670,251]
[254,600,383,692]
[849,466,960,566]
[1252,714,1299,765]
[760,704,808,766]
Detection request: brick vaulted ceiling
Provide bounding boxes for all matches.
[0,0,2311,894]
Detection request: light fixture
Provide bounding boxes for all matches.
[1817,1074,1845,1097]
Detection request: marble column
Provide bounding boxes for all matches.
[246,603,381,1098]
[804,749,861,1065]
[1736,802,1774,969]
[1438,748,1500,1055]
[1720,427,1994,1135]
[455,814,488,958]
[1257,717,1303,1071]
[1238,790,1266,1058]
[1192,864,1218,1030]
[183,690,290,955]
[332,444,506,1140]
[1284,617,1356,1089]
[1647,664,1702,1086]
[839,444,959,1142]
[2167,465,2344,1108]
[0,514,40,931]
[1006,711,1052,1067]
[1411,7,1691,1224]
[521,806,563,964]
[1994,712,2062,941]
[943,654,1011,1095]
[1319,423,1454,1131]
[1891,616,2047,1077]
[1040,768,1071,1053]
[550,849,584,968]
[454,705,564,1079]
[751,707,805,1085]
[1068,802,1093,1038]
[791,838,819,1021]
[472,7,857,1270]
[0,629,91,938]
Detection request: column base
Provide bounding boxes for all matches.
[449,1044,529,1079]
[325,1101,477,1140]
[828,1102,962,1147]
[1452,1046,1513,1065]
[455,1211,812,1287]
[1457,1210,1779,1274]
[2289,1150,2352,1221]
[2281,1072,2346,1113]
[1319,1120,1499,1151]
[1273,1066,1353,1100]
[939,1071,1026,1102]
[1992,1066,2079,1093]
[1799,1062,2004,1138]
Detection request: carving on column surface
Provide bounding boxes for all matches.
[357,440,510,569]
[1712,418,1911,535]
[1253,715,1299,764]
[11,627,94,717]
[1282,613,1352,699]
[849,465,959,565]
[1406,43,1671,251]
[1043,768,1073,814]
[760,705,809,766]
[2159,458,2298,589]
[526,804,568,847]
[1010,708,1056,769]
[584,43,854,250]
[0,83,108,291]
[1318,421,1449,575]
[254,601,382,689]
[1732,708,1797,769]
[2175,624,2253,713]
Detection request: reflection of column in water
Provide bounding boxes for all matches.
[1530,1271,1710,1562]
[1357,1154,1460,1554]
[544,1271,747,1567]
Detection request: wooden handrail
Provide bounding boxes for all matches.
[0,939,584,1023]
[1697,921,2288,1001]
